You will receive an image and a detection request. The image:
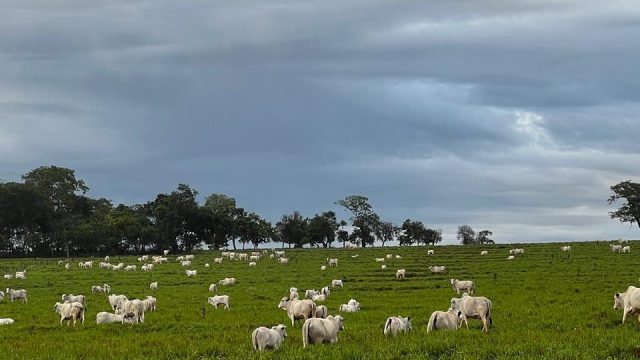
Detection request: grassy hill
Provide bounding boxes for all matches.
[0,241,638,359]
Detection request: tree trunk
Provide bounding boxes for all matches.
[232,238,236,250]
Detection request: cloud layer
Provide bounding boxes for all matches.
[2,1,640,244]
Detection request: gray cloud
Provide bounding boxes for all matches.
[1,1,639,244]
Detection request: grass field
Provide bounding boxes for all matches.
[1,241,639,359]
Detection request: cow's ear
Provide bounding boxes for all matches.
[616,293,620,298]
[407,317,411,322]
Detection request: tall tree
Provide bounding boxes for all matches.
[203,194,238,250]
[375,221,399,247]
[609,180,640,229]
[424,228,443,246]
[399,219,426,246]
[476,230,494,244]
[306,211,340,248]
[457,224,476,245]
[337,220,349,248]
[275,211,307,248]
[336,195,380,247]
[151,184,201,253]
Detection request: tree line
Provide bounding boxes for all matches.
[0,166,453,257]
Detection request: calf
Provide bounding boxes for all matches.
[252,324,287,351]
[383,316,412,336]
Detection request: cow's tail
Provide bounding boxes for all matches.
[251,329,258,351]
[384,317,392,336]
[311,302,317,318]
[302,321,310,348]
[427,313,436,333]
[485,299,493,326]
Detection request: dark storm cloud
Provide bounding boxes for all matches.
[1,1,640,243]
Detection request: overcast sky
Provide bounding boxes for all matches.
[1,1,639,244]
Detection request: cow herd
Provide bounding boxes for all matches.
[0,242,637,355]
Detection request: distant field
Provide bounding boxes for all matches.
[1,241,639,359]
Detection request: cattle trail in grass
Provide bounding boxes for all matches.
[0,241,639,359]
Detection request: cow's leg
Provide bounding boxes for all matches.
[623,307,631,324]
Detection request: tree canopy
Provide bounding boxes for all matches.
[608,180,640,229]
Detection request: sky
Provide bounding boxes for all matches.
[1,1,640,244]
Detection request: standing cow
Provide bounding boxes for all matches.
[302,315,344,348]
[450,294,492,332]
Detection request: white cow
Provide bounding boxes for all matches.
[510,248,525,255]
[0,318,15,325]
[163,249,170,256]
[15,271,26,279]
[249,262,257,267]
[252,324,287,351]
[311,294,327,302]
[560,246,571,252]
[150,282,158,290]
[320,265,327,271]
[480,251,488,255]
[339,303,360,313]
[302,315,344,348]
[0,290,4,301]
[116,299,145,324]
[277,297,317,327]
[238,253,249,261]
[614,286,640,323]
[611,244,623,253]
[450,279,475,294]
[6,288,27,303]
[622,246,631,253]
[141,264,154,271]
[427,250,435,255]
[450,294,493,332]
[429,266,447,274]
[395,255,402,259]
[103,284,111,293]
[204,263,210,268]
[383,316,412,336]
[4,274,12,279]
[395,269,406,278]
[305,290,320,299]
[327,258,338,267]
[219,277,236,286]
[186,270,197,277]
[427,309,463,332]
[507,255,515,260]
[209,284,218,292]
[381,265,387,270]
[214,257,223,264]
[315,305,328,319]
[65,263,70,270]
[108,294,128,311]
[289,287,299,300]
[249,255,260,262]
[386,254,392,259]
[61,294,86,306]
[96,312,124,324]
[142,296,157,312]
[320,286,330,296]
[279,258,289,264]
[180,260,191,267]
[91,285,107,294]
[331,280,343,288]
[375,258,385,263]
[53,301,85,326]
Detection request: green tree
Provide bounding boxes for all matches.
[306,211,340,248]
[608,180,640,229]
[457,224,476,245]
[150,184,201,253]
[203,194,238,250]
[336,195,380,248]
[275,211,307,248]
[476,230,494,244]
[375,221,399,247]
[424,228,443,246]
[399,219,426,246]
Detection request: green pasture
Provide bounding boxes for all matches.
[1,241,639,359]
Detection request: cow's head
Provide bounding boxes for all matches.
[273,324,287,337]
[334,315,345,331]
[277,297,289,309]
[614,293,624,310]
[450,298,462,312]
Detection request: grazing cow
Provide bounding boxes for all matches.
[279,258,289,264]
[427,309,463,332]
[219,277,236,286]
[427,250,435,255]
[103,284,111,294]
[142,296,157,312]
[108,294,128,311]
[250,255,259,262]
[186,270,197,277]
[614,286,640,323]
[311,294,327,302]
[395,255,402,259]
[331,280,343,288]
[320,265,327,271]
[6,288,27,303]
[381,265,387,270]
[125,265,137,271]
[480,251,488,255]
[351,254,359,258]
[315,305,328,318]
[611,244,623,253]
[249,262,257,267]
[507,255,515,260]
[238,253,249,261]
[450,279,475,294]
[383,316,412,336]
[302,315,344,348]
[277,297,317,327]
[15,271,26,279]
[305,290,320,299]
[96,312,124,324]
[4,274,12,279]
[65,263,70,270]
[395,269,406,278]
[450,294,493,332]
[327,258,338,267]
[150,282,158,290]
[274,250,285,258]
[204,263,210,268]
[386,254,392,259]
[185,255,194,261]
[339,304,360,313]
[141,264,154,271]
[622,246,631,253]
[53,302,85,326]
[429,266,447,274]
[510,248,525,255]
[91,285,105,294]
[320,287,330,296]
[180,260,191,267]
[209,284,218,292]
[252,324,287,351]
[116,299,145,324]
[214,258,223,264]
[0,318,15,325]
[560,246,571,252]
[61,294,86,306]
[348,299,359,307]
[163,249,170,256]
[375,258,385,263]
